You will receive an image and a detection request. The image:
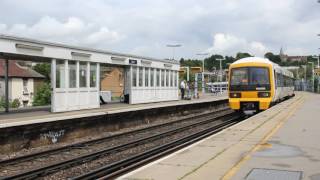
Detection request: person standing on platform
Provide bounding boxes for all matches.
[180,80,186,99]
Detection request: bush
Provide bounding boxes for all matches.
[10,99,21,108]
[33,83,51,106]
[0,97,5,109]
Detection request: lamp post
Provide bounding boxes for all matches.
[196,53,209,94]
[216,58,225,93]
[308,62,315,92]
[312,55,320,68]
[180,66,190,81]
[166,44,182,60]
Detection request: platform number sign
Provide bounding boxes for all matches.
[129,59,137,65]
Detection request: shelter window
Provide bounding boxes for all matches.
[90,63,97,87]
[161,69,165,87]
[150,68,154,87]
[79,62,87,88]
[170,71,174,87]
[69,61,77,88]
[132,67,137,87]
[166,70,169,87]
[145,68,149,87]
[56,60,65,88]
[174,72,177,87]
[156,69,160,87]
[139,67,143,87]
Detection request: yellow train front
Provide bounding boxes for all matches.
[228,57,294,114]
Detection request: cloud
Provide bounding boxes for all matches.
[85,27,124,45]
[0,0,319,58]
[0,16,124,47]
[207,33,268,57]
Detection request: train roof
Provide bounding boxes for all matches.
[231,57,273,65]
[231,57,294,78]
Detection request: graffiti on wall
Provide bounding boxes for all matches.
[40,129,65,143]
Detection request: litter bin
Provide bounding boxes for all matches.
[124,94,129,103]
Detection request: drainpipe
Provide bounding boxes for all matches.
[5,58,9,113]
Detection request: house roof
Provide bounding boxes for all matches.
[0,59,45,78]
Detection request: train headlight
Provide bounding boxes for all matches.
[258,92,270,98]
[229,92,241,98]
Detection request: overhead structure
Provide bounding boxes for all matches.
[0,35,180,113]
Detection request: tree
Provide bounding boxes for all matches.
[33,63,51,82]
[264,52,281,64]
[0,97,5,109]
[235,52,252,60]
[33,83,51,106]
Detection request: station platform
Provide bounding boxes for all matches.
[119,92,319,180]
[0,94,227,129]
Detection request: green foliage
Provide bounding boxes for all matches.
[33,63,51,82]
[180,58,202,67]
[264,52,282,64]
[33,83,51,106]
[235,52,252,60]
[0,97,5,109]
[10,99,20,108]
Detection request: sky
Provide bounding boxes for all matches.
[0,0,319,60]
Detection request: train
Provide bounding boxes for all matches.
[228,57,295,113]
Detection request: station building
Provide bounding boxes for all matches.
[0,35,180,113]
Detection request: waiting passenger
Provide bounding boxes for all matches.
[180,80,186,99]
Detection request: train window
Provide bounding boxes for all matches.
[276,73,282,87]
[249,67,269,85]
[230,68,248,85]
[230,67,271,91]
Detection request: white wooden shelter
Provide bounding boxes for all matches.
[0,35,180,112]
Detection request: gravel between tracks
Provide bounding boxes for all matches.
[0,107,231,177]
[44,114,234,179]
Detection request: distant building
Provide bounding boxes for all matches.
[279,48,307,63]
[100,66,124,97]
[0,60,45,107]
[315,68,320,76]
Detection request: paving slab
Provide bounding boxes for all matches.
[118,92,308,180]
[231,92,320,180]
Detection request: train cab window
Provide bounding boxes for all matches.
[249,67,270,85]
[230,68,248,85]
[230,67,270,91]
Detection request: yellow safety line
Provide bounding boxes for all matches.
[221,95,306,180]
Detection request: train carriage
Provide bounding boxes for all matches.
[228,57,294,113]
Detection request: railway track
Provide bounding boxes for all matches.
[0,107,242,179]
[74,114,241,180]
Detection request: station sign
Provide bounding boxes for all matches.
[129,59,138,65]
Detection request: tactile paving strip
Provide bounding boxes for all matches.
[246,168,302,180]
